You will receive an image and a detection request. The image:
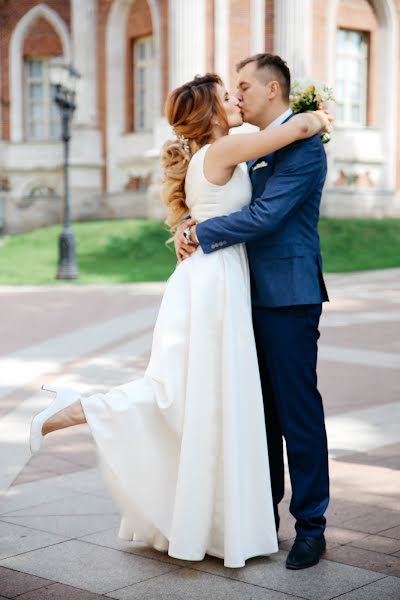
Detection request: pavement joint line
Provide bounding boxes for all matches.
[327,574,390,600]
[321,311,400,327]
[0,535,73,562]
[187,553,390,595]
[104,565,185,596]
[0,516,76,539]
[319,345,400,369]
[0,332,152,420]
[0,486,81,508]
[185,560,312,600]
[325,401,400,457]
[0,332,153,492]
[0,305,159,400]
[76,535,198,567]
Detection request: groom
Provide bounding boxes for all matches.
[175,53,330,570]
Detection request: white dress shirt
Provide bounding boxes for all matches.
[267,108,293,129]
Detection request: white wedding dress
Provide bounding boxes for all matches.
[81,144,278,568]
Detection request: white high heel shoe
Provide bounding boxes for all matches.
[30,385,80,454]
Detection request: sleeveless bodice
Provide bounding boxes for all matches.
[184,144,252,223]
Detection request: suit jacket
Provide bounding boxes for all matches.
[196,115,329,307]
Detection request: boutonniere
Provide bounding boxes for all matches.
[252,160,268,171]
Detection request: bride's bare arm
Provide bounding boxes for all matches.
[204,111,332,184]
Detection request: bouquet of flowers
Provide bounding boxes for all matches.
[289,79,335,143]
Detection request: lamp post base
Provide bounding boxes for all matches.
[56,228,79,279]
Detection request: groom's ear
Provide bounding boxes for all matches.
[267,80,280,99]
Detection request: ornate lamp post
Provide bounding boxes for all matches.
[49,58,81,279]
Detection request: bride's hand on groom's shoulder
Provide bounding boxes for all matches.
[313,107,334,133]
[174,219,198,262]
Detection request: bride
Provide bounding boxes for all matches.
[30,73,332,568]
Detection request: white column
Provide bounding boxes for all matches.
[168,0,206,90]
[214,0,230,86]
[71,0,98,127]
[250,0,266,54]
[274,0,313,79]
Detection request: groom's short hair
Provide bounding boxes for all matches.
[236,53,291,101]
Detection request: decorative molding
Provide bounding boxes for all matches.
[106,0,162,192]
[326,0,398,191]
[9,3,71,142]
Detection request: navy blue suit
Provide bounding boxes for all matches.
[196,116,330,538]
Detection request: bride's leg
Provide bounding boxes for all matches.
[42,400,86,436]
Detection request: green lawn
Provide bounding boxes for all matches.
[0,218,399,285]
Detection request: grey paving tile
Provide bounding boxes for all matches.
[349,534,400,555]
[0,477,80,516]
[326,544,400,576]
[106,567,299,600]
[190,551,384,600]
[343,508,400,535]
[0,540,180,594]
[0,492,120,538]
[0,520,68,560]
[53,469,111,498]
[16,581,108,599]
[333,576,400,599]
[80,527,193,566]
[0,513,121,539]
[0,566,51,597]
[3,492,118,517]
[381,525,400,540]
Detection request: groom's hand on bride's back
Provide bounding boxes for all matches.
[174,219,198,262]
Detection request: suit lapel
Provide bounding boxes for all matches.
[247,111,294,173]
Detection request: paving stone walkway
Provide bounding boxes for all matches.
[0,271,399,599]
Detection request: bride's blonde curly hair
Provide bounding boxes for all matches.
[161,73,229,231]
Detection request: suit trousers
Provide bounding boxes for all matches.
[252,303,329,538]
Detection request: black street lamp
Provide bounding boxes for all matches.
[49,58,81,280]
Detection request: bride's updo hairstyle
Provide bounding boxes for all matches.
[161,73,229,231]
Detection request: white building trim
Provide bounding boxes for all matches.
[326,0,398,191]
[9,3,72,143]
[250,0,265,54]
[214,0,230,87]
[71,0,98,127]
[106,0,162,192]
[168,0,206,90]
[274,0,313,79]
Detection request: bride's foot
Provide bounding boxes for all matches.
[42,400,86,436]
[30,385,86,454]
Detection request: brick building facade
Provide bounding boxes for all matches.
[0,0,399,233]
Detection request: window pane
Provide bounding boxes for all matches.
[134,36,155,131]
[138,41,146,60]
[336,103,345,122]
[31,103,44,121]
[335,28,367,125]
[29,60,43,78]
[50,120,60,139]
[25,58,61,140]
[351,104,360,122]
[29,83,43,101]
[350,81,361,102]
[29,120,45,139]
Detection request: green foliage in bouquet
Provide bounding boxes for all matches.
[289,79,335,143]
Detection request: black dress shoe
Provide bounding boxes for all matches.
[286,535,326,570]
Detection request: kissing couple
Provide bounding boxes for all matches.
[31,53,333,571]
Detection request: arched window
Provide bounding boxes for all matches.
[9,3,71,143]
[23,16,64,140]
[335,29,368,125]
[125,0,154,133]
[133,35,155,131]
[335,0,378,127]
[24,57,61,140]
